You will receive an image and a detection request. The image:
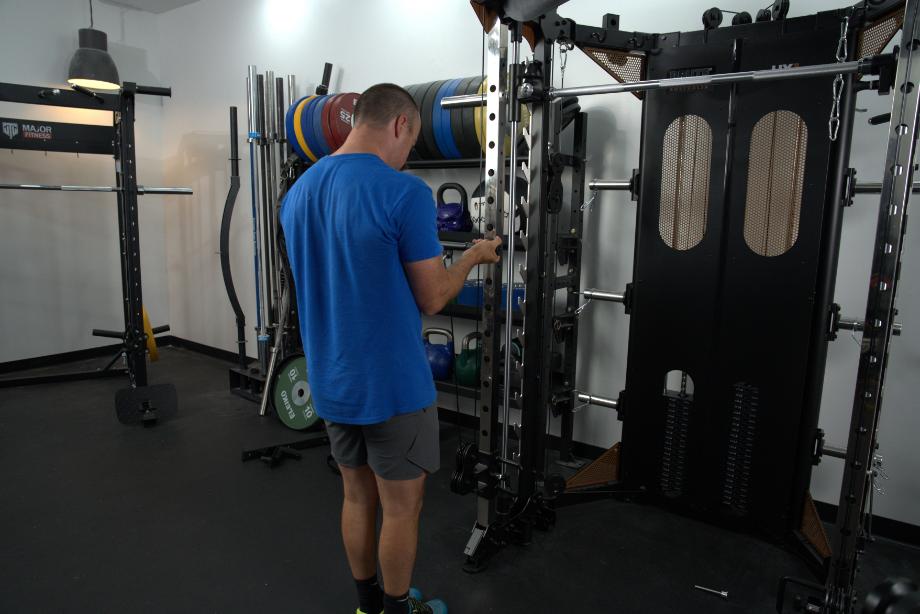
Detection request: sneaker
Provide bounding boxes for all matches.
[356,589,425,614]
[408,597,448,614]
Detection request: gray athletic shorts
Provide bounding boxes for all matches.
[325,407,440,480]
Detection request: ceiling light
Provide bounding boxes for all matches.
[67,0,120,91]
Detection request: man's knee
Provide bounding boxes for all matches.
[341,465,379,507]
[377,474,426,518]
[381,497,423,520]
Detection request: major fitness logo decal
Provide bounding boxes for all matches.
[2,122,18,139]
[21,123,53,140]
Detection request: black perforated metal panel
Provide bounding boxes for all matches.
[620,11,855,540]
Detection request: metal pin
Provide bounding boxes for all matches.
[693,585,728,599]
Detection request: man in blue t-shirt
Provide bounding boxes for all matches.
[280,83,501,614]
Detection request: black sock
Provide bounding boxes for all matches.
[355,575,383,614]
[383,591,410,614]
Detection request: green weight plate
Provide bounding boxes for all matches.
[271,353,320,431]
[420,79,444,160]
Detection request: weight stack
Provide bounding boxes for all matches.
[286,92,360,163]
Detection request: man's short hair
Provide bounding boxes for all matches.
[353,83,419,128]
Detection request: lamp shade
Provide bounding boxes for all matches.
[67,28,120,91]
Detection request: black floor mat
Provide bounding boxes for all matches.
[1,347,918,613]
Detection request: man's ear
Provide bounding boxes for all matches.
[395,114,409,138]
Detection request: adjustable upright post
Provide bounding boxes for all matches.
[114,83,147,388]
[516,38,553,507]
[827,1,920,610]
[464,17,508,566]
[557,111,588,464]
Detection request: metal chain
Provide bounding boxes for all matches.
[829,15,849,141]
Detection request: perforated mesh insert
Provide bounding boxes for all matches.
[578,47,646,99]
[659,114,711,251]
[743,110,807,258]
[858,8,904,59]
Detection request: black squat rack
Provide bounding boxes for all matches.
[0,81,191,425]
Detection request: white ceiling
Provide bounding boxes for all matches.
[100,0,201,14]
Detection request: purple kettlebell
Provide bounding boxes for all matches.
[436,183,473,232]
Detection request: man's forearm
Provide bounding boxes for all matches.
[440,251,479,307]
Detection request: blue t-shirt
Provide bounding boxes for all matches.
[279,153,443,425]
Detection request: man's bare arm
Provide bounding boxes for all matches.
[404,237,502,316]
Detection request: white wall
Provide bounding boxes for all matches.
[0,0,169,362]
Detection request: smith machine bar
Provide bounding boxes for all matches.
[442,0,917,610]
[0,81,191,425]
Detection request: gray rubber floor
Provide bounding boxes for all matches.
[1,346,918,613]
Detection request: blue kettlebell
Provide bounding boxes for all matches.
[423,328,454,381]
[436,183,473,232]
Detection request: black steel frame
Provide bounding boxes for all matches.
[827,1,920,609]
[456,19,591,571]
[452,1,918,610]
[0,81,170,389]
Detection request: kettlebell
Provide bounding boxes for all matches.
[423,328,454,381]
[498,337,524,392]
[436,183,473,232]
[455,332,482,388]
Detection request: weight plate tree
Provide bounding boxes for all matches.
[271,353,320,431]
